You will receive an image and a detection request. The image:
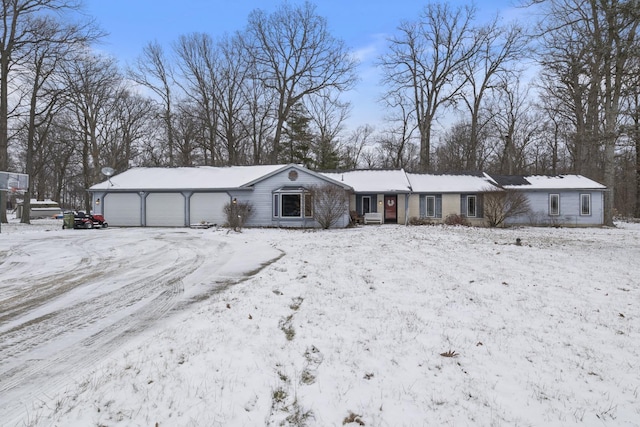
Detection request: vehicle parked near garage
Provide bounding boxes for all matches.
[62,211,108,229]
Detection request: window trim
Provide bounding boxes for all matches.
[273,194,279,217]
[272,187,312,219]
[467,195,477,218]
[304,193,313,218]
[426,195,436,218]
[361,196,371,215]
[281,193,302,218]
[580,193,591,216]
[549,193,560,216]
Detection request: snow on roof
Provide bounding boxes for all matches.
[321,170,412,193]
[407,173,500,193]
[89,165,287,191]
[500,175,606,190]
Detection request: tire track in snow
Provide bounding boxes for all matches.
[0,229,236,423]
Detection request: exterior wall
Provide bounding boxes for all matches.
[442,194,460,220]
[234,167,350,228]
[397,194,407,225]
[506,190,605,226]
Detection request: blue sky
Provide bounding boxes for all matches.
[83,0,524,131]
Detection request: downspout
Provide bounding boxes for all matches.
[403,168,412,226]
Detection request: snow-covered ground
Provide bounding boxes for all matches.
[1,219,639,427]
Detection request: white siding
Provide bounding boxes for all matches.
[190,192,228,226]
[104,193,141,226]
[146,193,185,227]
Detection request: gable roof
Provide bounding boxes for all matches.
[321,170,412,193]
[491,174,606,190]
[408,173,501,193]
[89,164,353,192]
[89,165,287,191]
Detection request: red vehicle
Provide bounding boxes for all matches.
[89,213,108,228]
[62,211,108,229]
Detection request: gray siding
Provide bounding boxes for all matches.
[232,167,350,228]
[506,190,604,226]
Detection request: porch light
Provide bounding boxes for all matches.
[95,198,100,205]
[232,198,237,204]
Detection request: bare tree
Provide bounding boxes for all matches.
[60,52,122,211]
[173,33,219,165]
[460,19,528,170]
[537,0,640,226]
[305,89,350,170]
[482,187,532,227]
[243,1,358,163]
[17,16,97,222]
[380,2,479,172]
[310,184,348,229]
[129,41,177,166]
[342,124,375,169]
[104,90,156,171]
[0,0,89,223]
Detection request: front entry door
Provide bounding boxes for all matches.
[384,195,397,223]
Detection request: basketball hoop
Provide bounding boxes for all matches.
[1,171,29,194]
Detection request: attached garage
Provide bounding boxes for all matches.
[104,193,142,226]
[190,192,228,226]
[89,165,353,228]
[146,193,185,227]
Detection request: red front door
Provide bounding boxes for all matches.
[384,195,397,223]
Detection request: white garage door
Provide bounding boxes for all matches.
[146,193,185,227]
[104,193,141,226]
[190,193,228,226]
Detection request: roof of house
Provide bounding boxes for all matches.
[408,173,501,193]
[492,174,606,190]
[89,165,291,191]
[321,170,412,193]
[89,165,606,194]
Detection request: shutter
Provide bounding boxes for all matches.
[419,195,426,217]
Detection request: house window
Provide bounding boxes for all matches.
[580,193,591,216]
[362,196,371,215]
[282,194,301,217]
[467,195,477,218]
[549,194,560,216]
[273,187,312,219]
[426,196,436,217]
[304,193,313,217]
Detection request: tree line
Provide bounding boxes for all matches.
[1,0,638,225]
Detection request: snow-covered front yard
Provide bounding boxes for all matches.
[1,219,639,427]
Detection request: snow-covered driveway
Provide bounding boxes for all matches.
[0,224,280,423]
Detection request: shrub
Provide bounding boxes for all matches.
[309,184,349,229]
[483,188,532,228]
[223,200,253,231]
[409,216,436,225]
[444,214,471,226]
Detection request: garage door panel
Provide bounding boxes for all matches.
[104,193,141,226]
[147,193,185,227]
[190,193,228,226]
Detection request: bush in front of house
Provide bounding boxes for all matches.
[310,184,349,229]
[223,200,254,231]
[409,216,436,225]
[483,188,532,228]
[444,213,471,226]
